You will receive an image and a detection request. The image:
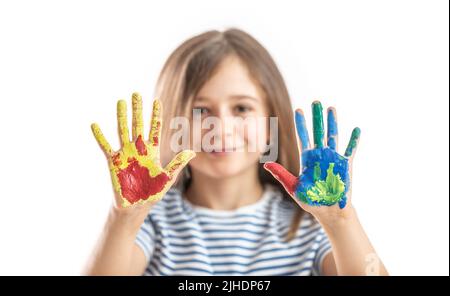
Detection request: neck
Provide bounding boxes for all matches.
[185,165,264,211]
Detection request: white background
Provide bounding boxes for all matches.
[0,0,448,275]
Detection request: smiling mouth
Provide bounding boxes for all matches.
[204,146,246,154]
[207,151,237,157]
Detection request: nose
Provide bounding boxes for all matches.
[197,106,239,152]
[215,109,234,138]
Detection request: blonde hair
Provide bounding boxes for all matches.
[154,28,308,241]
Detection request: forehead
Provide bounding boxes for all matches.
[195,56,264,102]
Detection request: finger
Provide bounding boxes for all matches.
[149,99,162,147]
[327,107,338,150]
[263,162,299,197]
[295,109,310,151]
[132,92,144,141]
[165,150,196,179]
[91,123,113,156]
[312,101,325,148]
[344,127,361,158]
[117,100,130,146]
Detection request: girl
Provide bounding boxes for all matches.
[85,28,388,276]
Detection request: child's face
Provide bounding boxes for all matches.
[188,55,269,179]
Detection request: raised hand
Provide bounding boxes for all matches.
[91,93,196,208]
[264,101,360,211]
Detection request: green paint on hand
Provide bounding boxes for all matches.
[312,102,324,148]
[313,162,321,182]
[344,127,361,157]
[305,163,345,205]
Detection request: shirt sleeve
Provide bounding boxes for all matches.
[134,216,156,262]
[311,227,333,276]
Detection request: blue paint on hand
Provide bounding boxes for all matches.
[296,147,350,208]
[291,102,360,209]
[295,111,310,150]
[327,109,338,150]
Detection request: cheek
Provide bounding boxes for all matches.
[241,120,268,154]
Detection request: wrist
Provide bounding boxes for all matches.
[106,205,150,237]
[316,204,359,234]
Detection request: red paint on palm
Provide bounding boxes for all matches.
[117,158,170,204]
[112,153,122,166]
[263,162,298,196]
[135,135,147,155]
[152,122,160,146]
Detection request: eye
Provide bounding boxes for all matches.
[234,104,253,114]
[193,107,210,115]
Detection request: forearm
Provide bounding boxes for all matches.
[319,206,389,276]
[82,207,147,275]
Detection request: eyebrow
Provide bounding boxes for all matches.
[230,95,260,102]
[194,95,260,102]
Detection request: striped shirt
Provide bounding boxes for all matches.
[135,184,332,276]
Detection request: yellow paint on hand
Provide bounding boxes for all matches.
[91,92,196,208]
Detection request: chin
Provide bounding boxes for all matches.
[190,153,257,179]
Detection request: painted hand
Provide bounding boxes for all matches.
[264,101,360,211]
[91,93,196,208]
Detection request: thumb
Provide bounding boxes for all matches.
[165,150,196,179]
[263,162,299,197]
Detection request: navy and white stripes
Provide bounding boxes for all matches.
[135,185,332,276]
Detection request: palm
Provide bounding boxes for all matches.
[264,101,360,212]
[91,93,195,208]
[298,147,349,209]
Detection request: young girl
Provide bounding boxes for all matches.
[85,28,388,276]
